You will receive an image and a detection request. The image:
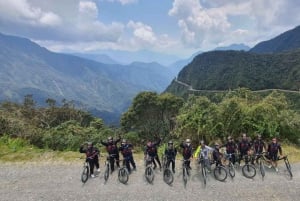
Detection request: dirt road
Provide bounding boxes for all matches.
[0,159,299,201]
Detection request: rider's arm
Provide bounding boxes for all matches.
[278,144,283,156]
[100,140,108,146]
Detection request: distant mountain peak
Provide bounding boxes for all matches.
[214,43,250,51]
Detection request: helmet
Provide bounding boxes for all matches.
[215,143,219,147]
[200,140,204,145]
[122,139,127,144]
[168,140,173,145]
[227,136,232,141]
[87,142,93,147]
[186,139,191,143]
[108,136,113,142]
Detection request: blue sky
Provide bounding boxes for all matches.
[0,0,300,61]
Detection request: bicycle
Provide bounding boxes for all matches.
[198,156,208,186]
[253,152,269,180]
[118,159,129,184]
[278,155,293,179]
[81,159,90,183]
[163,157,174,185]
[222,152,236,178]
[241,154,256,179]
[144,155,155,184]
[182,159,190,187]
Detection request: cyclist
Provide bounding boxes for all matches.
[101,136,121,173]
[252,134,267,164]
[238,133,252,166]
[164,140,177,173]
[267,137,282,172]
[180,139,193,170]
[196,140,213,172]
[221,136,237,165]
[144,138,162,170]
[79,142,100,178]
[119,139,136,173]
[212,143,223,167]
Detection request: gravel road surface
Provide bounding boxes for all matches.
[0,159,299,201]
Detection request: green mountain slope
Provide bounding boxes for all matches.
[166,50,300,92]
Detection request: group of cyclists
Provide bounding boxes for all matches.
[79,133,283,179]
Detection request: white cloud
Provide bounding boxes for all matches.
[106,0,138,5]
[168,0,300,51]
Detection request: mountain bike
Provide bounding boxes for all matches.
[81,159,90,183]
[223,152,236,178]
[144,155,155,184]
[253,152,269,180]
[118,159,129,184]
[241,154,256,179]
[163,157,174,185]
[182,159,190,187]
[278,155,293,179]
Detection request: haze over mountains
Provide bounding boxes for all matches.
[1,25,300,124]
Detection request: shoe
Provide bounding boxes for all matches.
[159,167,162,171]
[91,174,95,178]
[97,168,101,172]
[133,167,136,171]
[268,165,272,169]
[275,168,279,172]
[153,166,157,170]
[239,163,243,167]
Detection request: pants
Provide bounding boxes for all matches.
[123,155,136,172]
[109,154,120,172]
[153,155,162,169]
[87,156,99,175]
[166,158,175,171]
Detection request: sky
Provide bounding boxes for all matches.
[0,0,300,60]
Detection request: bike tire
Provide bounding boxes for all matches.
[284,158,293,178]
[183,167,188,187]
[201,164,207,186]
[145,166,154,183]
[104,163,110,182]
[242,164,256,179]
[228,162,235,178]
[163,168,174,185]
[118,167,129,184]
[259,160,265,179]
[213,166,228,182]
[81,165,89,183]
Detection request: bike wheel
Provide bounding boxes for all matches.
[259,160,265,179]
[213,166,228,182]
[201,165,207,186]
[242,164,256,179]
[81,165,89,183]
[118,167,129,184]
[284,158,293,178]
[104,163,110,182]
[163,168,174,185]
[183,167,188,187]
[228,162,235,178]
[145,166,154,183]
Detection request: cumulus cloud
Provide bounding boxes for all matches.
[169,0,300,50]
[106,0,138,5]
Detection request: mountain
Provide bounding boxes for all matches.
[215,43,250,51]
[71,53,119,64]
[84,49,181,66]
[0,32,175,124]
[250,25,300,53]
[165,50,300,95]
